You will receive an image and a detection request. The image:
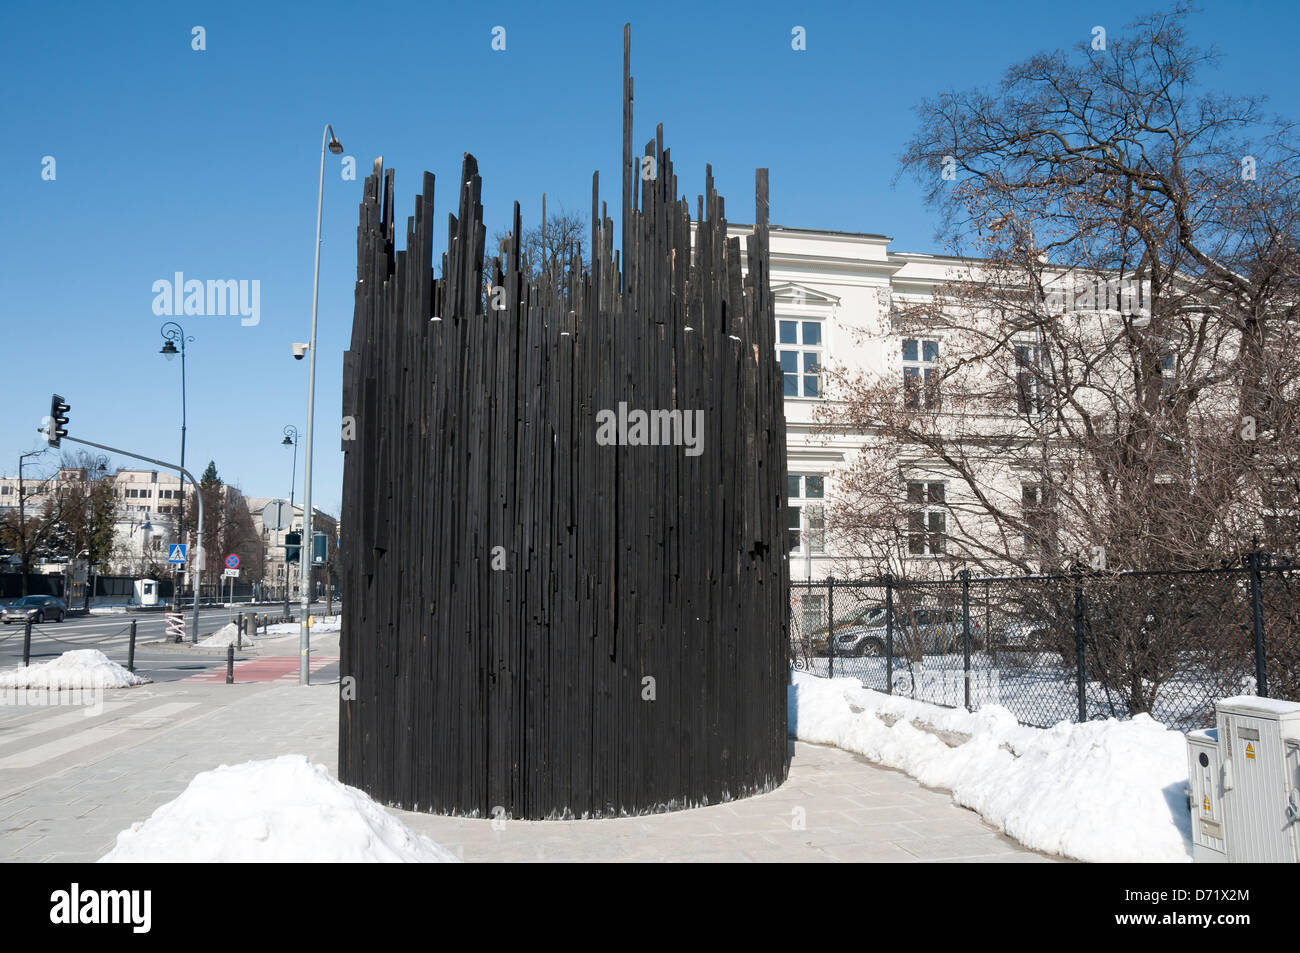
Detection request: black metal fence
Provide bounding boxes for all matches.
[791,556,1300,731]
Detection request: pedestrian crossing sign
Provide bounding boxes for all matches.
[167,543,188,563]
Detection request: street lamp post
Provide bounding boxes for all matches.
[297,123,343,686]
[17,448,48,597]
[160,323,194,612]
[79,455,108,612]
[282,425,299,618]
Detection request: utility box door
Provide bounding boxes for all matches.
[1187,729,1226,861]
[1216,697,1300,863]
[1286,741,1300,862]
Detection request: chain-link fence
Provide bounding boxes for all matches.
[791,557,1300,731]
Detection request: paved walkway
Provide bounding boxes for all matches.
[0,669,1055,863]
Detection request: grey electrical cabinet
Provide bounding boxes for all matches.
[1196,696,1300,863]
[1186,728,1226,862]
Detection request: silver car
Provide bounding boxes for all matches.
[831,607,982,656]
[1,595,68,624]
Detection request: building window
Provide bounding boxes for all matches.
[1160,347,1178,397]
[1263,481,1297,552]
[902,339,940,410]
[1021,484,1057,558]
[778,318,823,398]
[788,473,826,554]
[906,480,946,555]
[1014,343,1049,415]
[799,593,826,636]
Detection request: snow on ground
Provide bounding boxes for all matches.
[197,622,256,648]
[798,652,1241,730]
[0,650,150,690]
[790,671,1193,863]
[99,755,459,863]
[265,615,341,636]
[88,605,129,615]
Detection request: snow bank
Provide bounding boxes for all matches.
[0,649,150,690]
[790,672,1192,863]
[89,605,129,615]
[100,755,459,863]
[197,622,255,648]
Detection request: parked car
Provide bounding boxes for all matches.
[998,620,1051,647]
[830,607,983,656]
[1,595,68,624]
[808,604,887,640]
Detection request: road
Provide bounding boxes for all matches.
[0,601,336,683]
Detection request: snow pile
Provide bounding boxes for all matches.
[265,615,341,636]
[89,605,129,615]
[0,650,150,690]
[790,672,1193,863]
[100,755,459,863]
[197,622,256,648]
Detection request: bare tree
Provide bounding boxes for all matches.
[817,4,1300,714]
[489,204,589,297]
[180,461,262,589]
[824,4,1300,575]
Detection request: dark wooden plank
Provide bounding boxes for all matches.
[338,27,789,818]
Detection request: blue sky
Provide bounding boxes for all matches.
[2,0,1297,514]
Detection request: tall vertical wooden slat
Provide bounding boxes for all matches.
[339,27,788,819]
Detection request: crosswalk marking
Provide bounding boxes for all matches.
[0,701,199,770]
[0,702,131,748]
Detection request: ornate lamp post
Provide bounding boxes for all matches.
[281,425,299,615]
[159,322,194,608]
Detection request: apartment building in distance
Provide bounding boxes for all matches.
[246,497,338,600]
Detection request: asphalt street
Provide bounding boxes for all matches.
[0,601,335,683]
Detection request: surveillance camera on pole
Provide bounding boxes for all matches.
[291,342,310,361]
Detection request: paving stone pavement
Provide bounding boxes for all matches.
[0,672,1058,863]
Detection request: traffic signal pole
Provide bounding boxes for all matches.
[55,434,204,644]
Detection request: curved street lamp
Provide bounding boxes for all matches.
[298,123,342,684]
[282,425,300,508]
[160,322,194,610]
[281,425,300,613]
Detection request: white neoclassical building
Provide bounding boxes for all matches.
[724,224,969,581]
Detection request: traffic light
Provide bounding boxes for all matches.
[311,531,328,565]
[47,394,70,448]
[285,531,301,564]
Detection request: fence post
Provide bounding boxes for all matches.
[226,643,234,684]
[884,573,894,695]
[1247,549,1268,698]
[961,569,972,711]
[827,576,836,679]
[984,580,993,666]
[1073,567,1087,723]
[128,620,137,673]
[22,618,32,667]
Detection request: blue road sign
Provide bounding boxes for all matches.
[225,553,241,570]
[167,543,188,563]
